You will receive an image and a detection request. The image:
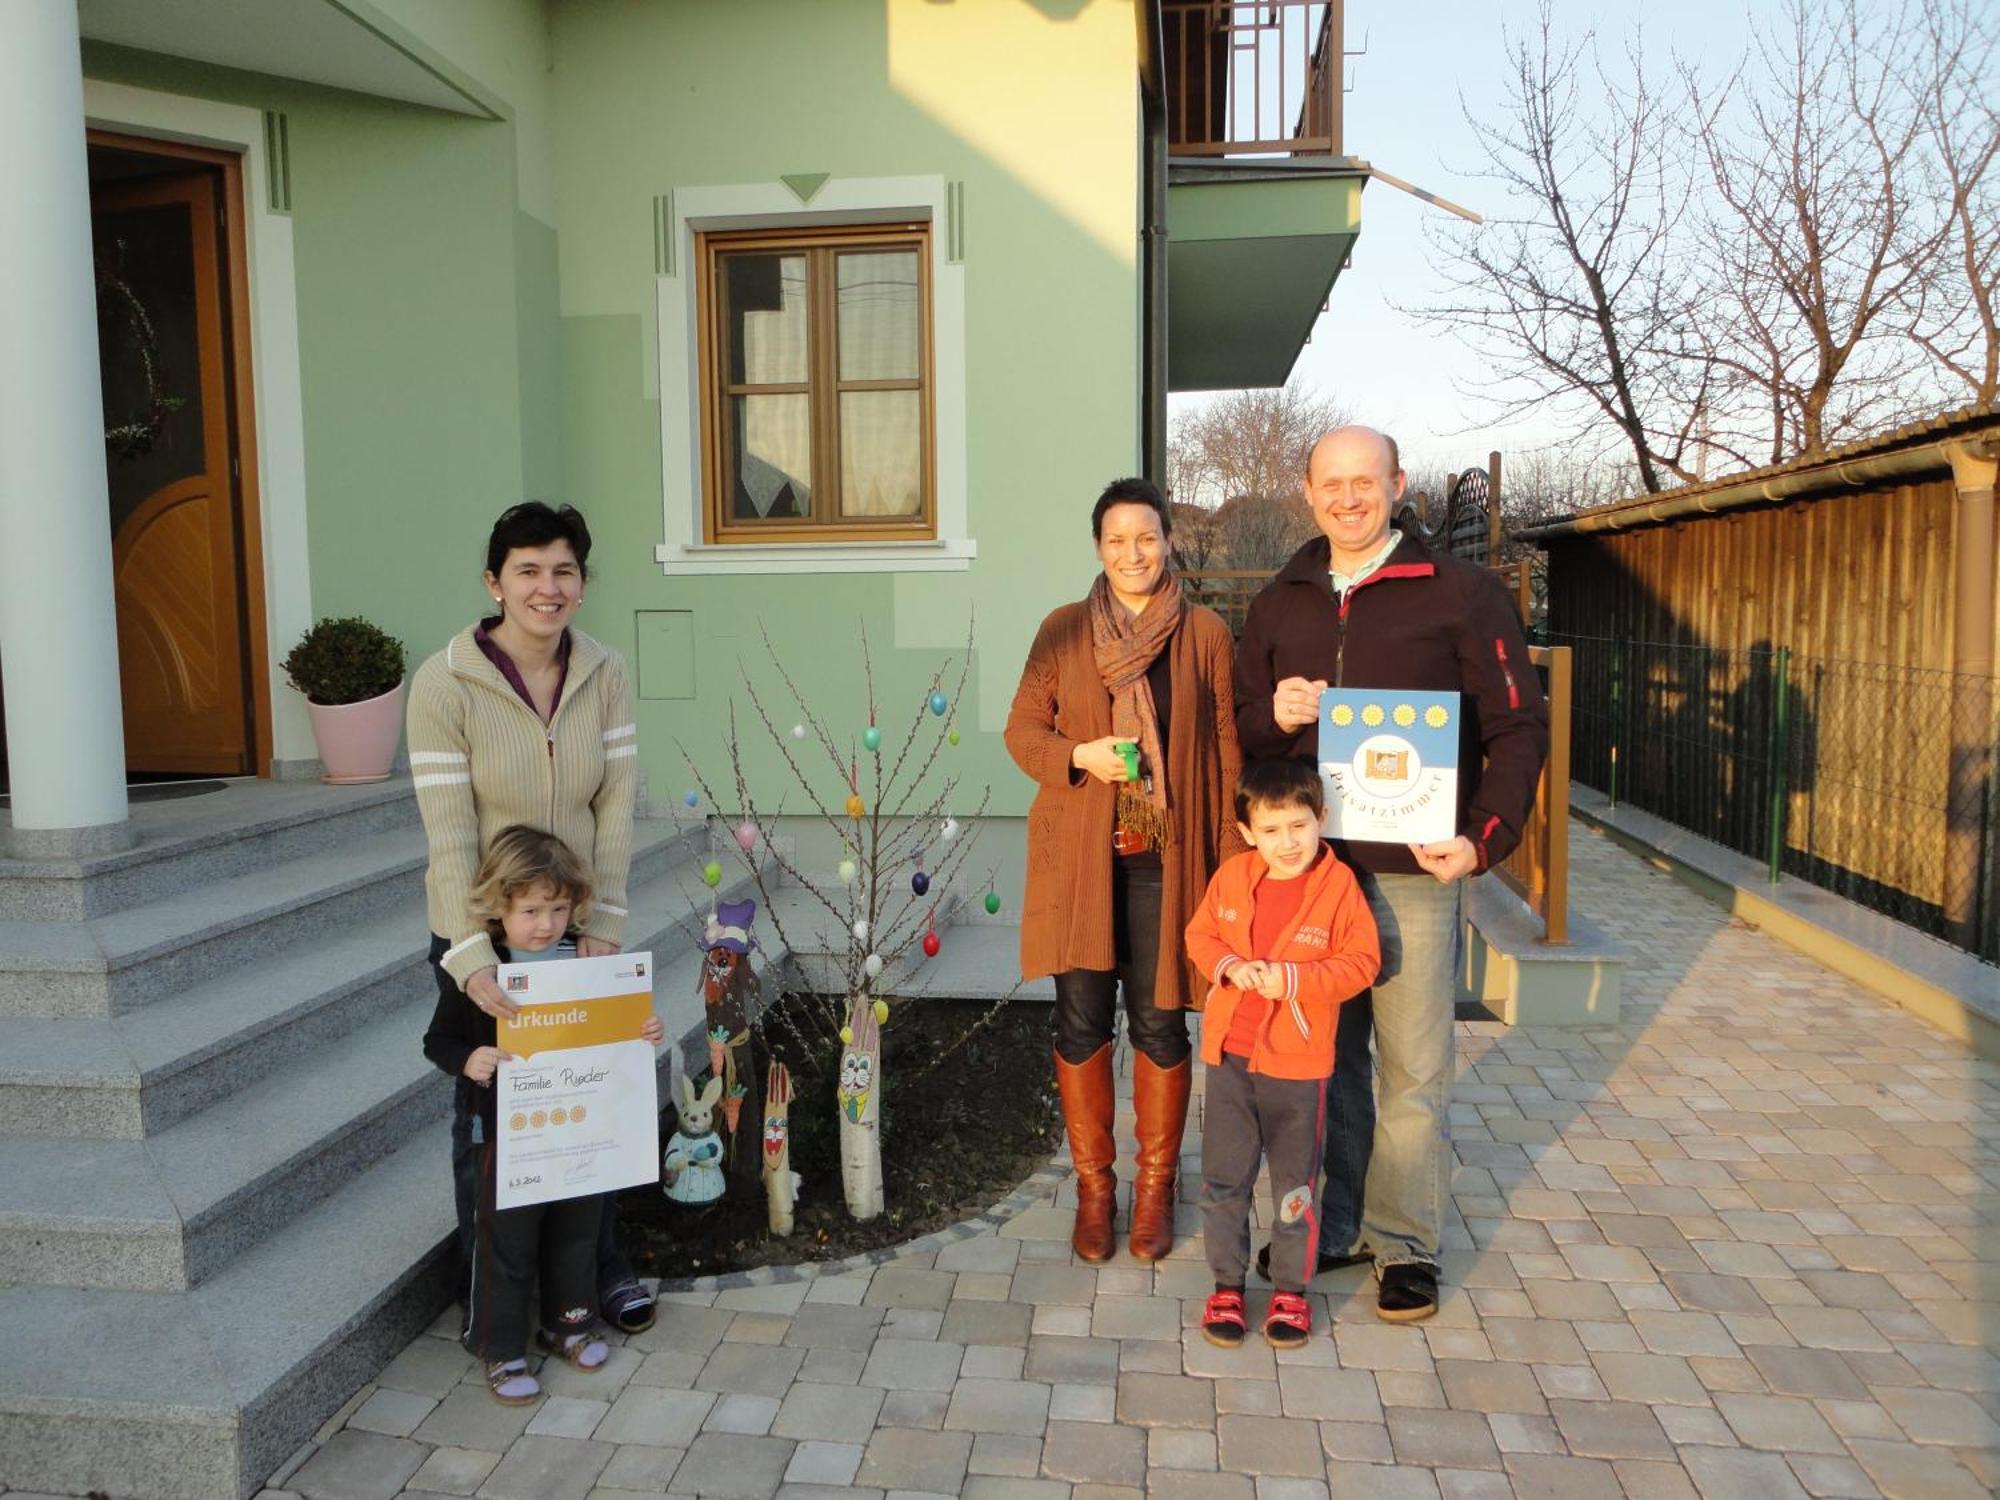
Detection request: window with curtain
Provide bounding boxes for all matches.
[697,223,933,543]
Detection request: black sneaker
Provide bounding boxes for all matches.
[1375,1262,1440,1323]
[1255,1241,1374,1282]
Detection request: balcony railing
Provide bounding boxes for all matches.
[1163,1,1341,158]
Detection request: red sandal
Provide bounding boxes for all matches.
[1263,1290,1312,1350]
[1201,1288,1248,1349]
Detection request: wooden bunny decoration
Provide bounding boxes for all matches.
[761,1061,799,1236]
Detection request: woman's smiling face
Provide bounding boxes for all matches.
[484,539,583,641]
[1096,501,1168,607]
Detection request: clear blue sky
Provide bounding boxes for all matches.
[1169,0,1768,479]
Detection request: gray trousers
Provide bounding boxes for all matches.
[1199,1052,1328,1293]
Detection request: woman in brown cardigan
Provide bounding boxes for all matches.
[1005,476,1242,1263]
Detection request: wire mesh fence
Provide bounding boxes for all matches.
[1551,634,1999,966]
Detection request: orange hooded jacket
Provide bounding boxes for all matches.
[1183,847,1380,1081]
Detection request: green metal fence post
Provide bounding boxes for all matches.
[1767,647,1791,883]
[1608,641,1622,809]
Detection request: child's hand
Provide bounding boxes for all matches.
[1254,965,1288,1001]
[640,1015,665,1046]
[1225,959,1265,990]
[462,1045,513,1085]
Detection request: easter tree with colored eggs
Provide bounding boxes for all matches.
[676,619,1015,1222]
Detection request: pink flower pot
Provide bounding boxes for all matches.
[306,679,407,785]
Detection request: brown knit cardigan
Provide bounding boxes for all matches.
[1004,598,1243,1010]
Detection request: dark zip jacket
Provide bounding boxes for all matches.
[1233,522,1548,876]
[423,935,576,1133]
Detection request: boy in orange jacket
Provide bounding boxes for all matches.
[1184,758,1380,1348]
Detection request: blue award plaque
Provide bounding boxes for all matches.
[1317,688,1461,844]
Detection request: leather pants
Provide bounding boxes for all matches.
[1052,860,1190,1068]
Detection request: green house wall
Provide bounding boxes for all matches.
[80,38,551,689]
[86,0,1142,821]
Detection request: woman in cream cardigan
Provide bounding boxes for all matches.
[406,500,651,1333]
[408,503,635,1007]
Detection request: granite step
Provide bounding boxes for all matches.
[0,1131,456,1500]
[0,837,765,1292]
[0,824,432,1019]
[0,818,699,1137]
[0,1133,184,1294]
[0,996,451,1293]
[0,779,420,922]
[0,877,793,1497]
[0,911,435,1140]
[0,815,696,1097]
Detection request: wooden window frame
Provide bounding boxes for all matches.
[695,221,936,545]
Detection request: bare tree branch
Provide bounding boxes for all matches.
[1902,0,2000,403]
[1410,1,1707,491]
[1412,0,1992,487]
[1166,386,1347,575]
[1686,0,1948,458]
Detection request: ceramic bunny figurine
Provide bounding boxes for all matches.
[761,1061,800,1236]
[661,1072,726,1206]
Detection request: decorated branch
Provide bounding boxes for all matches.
[675,619,1007,1221]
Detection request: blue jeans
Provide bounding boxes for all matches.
[1321,871,1462,1268]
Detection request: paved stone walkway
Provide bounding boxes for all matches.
[259,822,1998,1499]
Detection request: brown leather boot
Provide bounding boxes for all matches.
[1053,1043,1117,1262]
[1128,1051,1191,1262]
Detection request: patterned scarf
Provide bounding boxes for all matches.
[1089,569,1184,850]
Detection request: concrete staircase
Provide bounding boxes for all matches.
[0,780,765,1500]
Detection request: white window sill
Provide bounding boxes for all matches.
[654,538,978,576]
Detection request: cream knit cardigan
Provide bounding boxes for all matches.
[406,624,637,985]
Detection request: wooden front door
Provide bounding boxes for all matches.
[91,166,255,775]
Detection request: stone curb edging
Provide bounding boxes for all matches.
[1570,792,2000,1063]
[649,1155,1071,1295]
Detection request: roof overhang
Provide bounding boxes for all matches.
[1519,406,2000,543]
[1167,157,1366,392]
[78,0,503,119]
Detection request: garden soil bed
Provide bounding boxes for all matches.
[615,998,1060,1279]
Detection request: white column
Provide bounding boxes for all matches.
[0,2,133,854]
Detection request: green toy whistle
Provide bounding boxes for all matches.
[1116,740,1140,781]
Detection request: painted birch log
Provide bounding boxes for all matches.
[836,994,884,1220]
[761,1060,799,1236]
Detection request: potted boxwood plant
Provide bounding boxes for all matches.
[281,616,408,784]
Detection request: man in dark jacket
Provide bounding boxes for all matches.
[1235,426,1547,1321]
